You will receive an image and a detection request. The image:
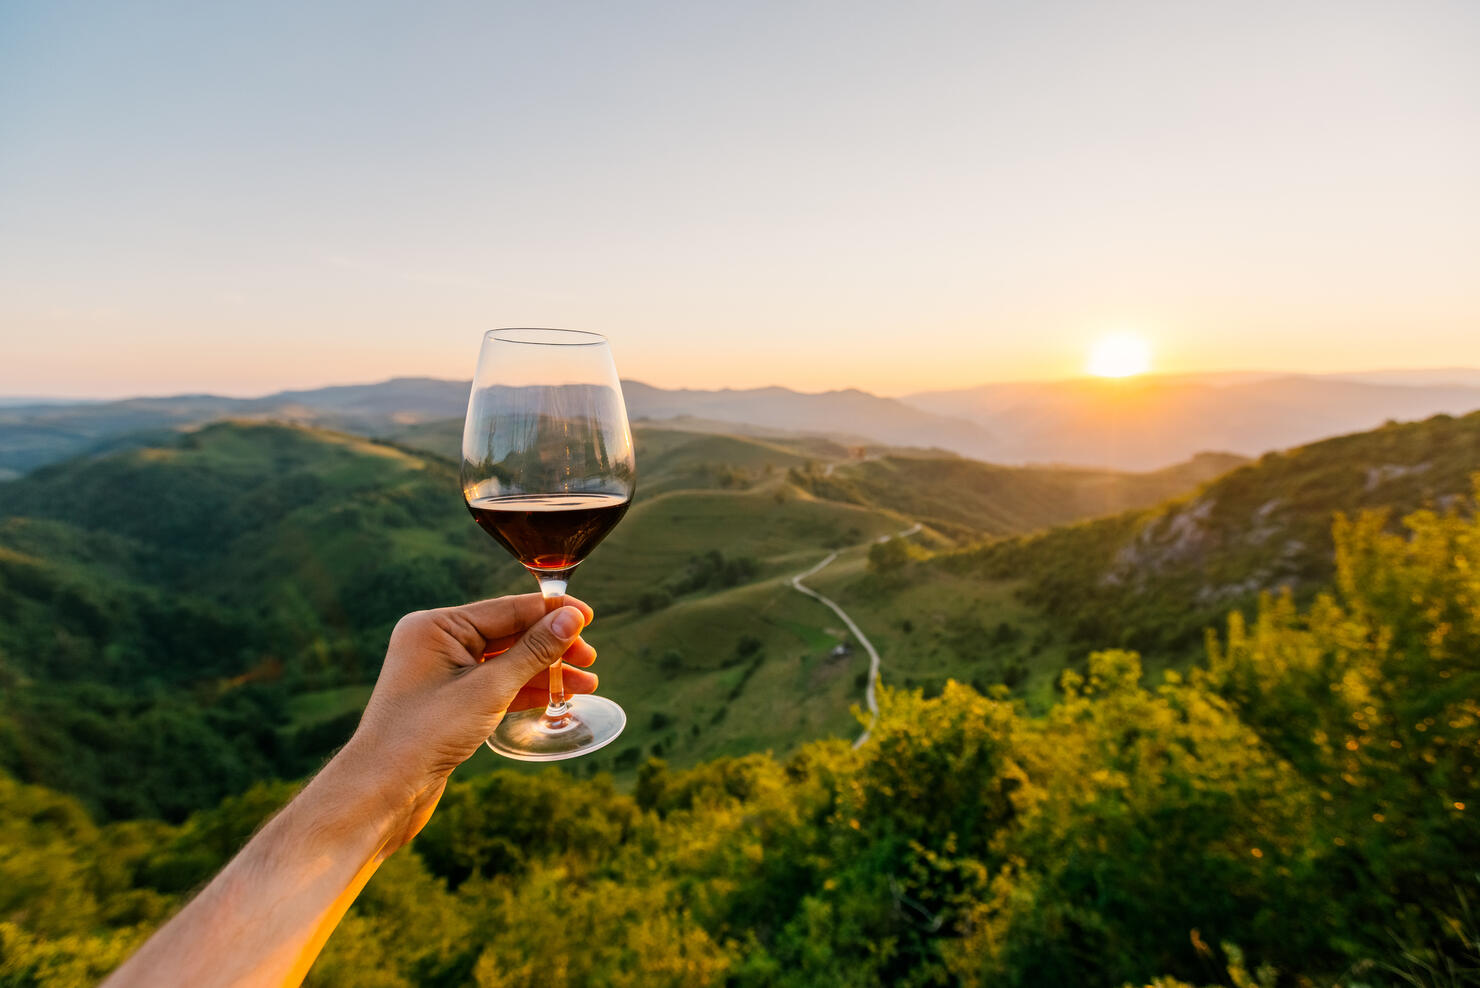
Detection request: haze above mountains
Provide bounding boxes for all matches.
[3,368,1479,478]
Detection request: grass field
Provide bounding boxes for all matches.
[457,480,913,779]
[233,422,1211,781]
[808,548,1073,710]
[454,569,872,781]
[814,450,1244,537]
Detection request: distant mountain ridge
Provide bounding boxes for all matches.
[619,381,999,458]
[4,369,1480,477]
[902,372,1480,469]
[0,379,471,479]
[0,377,1000,477]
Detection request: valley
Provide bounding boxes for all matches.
[3,403,1479,988]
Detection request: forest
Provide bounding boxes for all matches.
[3,483,1478,985]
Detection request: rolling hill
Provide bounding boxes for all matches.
[789,450,1245,539]
[0,417,1235,818]
[5,408,1479,988]
[802,410,1480,705]
[9,368,1480,479]
[0,378,471,479]
[0,378,998,477]
[6,402,1474,819]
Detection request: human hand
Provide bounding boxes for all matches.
[102,593,599,988]
[339,593,598,853]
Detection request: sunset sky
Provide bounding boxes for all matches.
[2,1,1477,398]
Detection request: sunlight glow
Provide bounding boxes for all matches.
[1087,333,1152,378]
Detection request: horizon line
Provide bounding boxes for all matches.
[4,363,1480,406]
[2,362,1480,405]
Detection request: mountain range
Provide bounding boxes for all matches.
[903,373,1480,469]
[3,368,1479,479]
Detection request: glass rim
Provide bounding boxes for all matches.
[486,328,608,347]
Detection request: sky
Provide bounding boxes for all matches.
[1,0,1477,398]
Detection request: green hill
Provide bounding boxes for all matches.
[812,412,1480,697]
[4,491,1477,986]
[388,416,868,493]
[0,417,1236,818]
[391,416,1245,532]
[0,422,507,819]
[0,421,914,816]
[3,415,1479,985]
[998,410,1480,655]
[790,450,1245,539]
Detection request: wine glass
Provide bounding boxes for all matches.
[461,328,636,760]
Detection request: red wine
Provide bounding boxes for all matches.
[467,492,631,572]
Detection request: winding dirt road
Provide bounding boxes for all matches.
[790,523,921,747]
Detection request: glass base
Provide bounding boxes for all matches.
[485,694,627,762]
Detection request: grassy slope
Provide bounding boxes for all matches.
[460,574,874,779]
[904,411,1480,669]
[0,422,916,798]
[388,417,848,486]
[806,550,1070,709]
[796,450,1246,538]
[0,417,1249,801]
[1,420,507,660]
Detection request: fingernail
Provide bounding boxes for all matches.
[552,606,582,638]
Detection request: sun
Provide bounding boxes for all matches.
[1087,332,1152,378]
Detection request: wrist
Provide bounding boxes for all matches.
[308,740,414,860]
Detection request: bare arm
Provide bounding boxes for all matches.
[103,593,595,987]
[105,744,399,986]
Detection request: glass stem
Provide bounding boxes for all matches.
[537,576,570,725]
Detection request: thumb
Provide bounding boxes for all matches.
[464,605,586,705]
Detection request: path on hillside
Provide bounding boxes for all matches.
[790,523,922,747]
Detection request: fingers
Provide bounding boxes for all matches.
[523,664,597,694]
[461,605,589,710]
[482,634,597,668]
[560,638,597,668]
[504,668,599,711]
[437,593,593,659]
[458,592,593,637]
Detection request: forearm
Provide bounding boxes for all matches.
[103,596,590,986]
[104,744,406,988]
